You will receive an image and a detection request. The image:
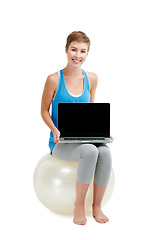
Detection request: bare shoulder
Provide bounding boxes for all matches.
[42,72,59,101]
[87,72,98,81]
[46,72,59,88]
[87,72,98,89]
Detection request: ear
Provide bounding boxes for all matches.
[65,47,68,54]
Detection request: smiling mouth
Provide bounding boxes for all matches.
[72,59,81,63]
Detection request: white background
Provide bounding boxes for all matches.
[0,0,160,239]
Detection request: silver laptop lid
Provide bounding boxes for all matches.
[58,103,110,138]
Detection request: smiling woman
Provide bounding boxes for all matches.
[66,42,88,67]
[40,31,113,225]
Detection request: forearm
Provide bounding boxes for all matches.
[41,110,56,133]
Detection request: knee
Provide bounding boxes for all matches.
[98,146,112,166]
[81,144,98,160]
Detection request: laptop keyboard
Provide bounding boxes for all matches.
[64,137,105,141]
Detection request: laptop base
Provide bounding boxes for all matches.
[58,137,113,144]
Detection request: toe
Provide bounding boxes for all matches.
[81,221,86,225]
[98,218,105,223]
[73,218,87,225]
[104,217,109,223]
[93,215,109,224]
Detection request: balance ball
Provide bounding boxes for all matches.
[33,153,115,215]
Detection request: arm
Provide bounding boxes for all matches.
[41,73,60,143]
[87,72,98,103]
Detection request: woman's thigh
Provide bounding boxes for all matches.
[52,143,97,162]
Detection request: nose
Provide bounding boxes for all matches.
[76,51,81,58]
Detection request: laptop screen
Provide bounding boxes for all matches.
[58,103,110,137]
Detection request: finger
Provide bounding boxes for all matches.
[53,136,58,143]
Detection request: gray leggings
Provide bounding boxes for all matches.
[52,143,112,186]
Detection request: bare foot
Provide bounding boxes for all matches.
[73,205,87,225]
[92,205,109,223]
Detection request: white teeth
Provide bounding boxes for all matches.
[72,59,80,63]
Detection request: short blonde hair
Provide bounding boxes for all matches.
[65,31,90,52]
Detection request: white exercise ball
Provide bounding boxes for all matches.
[33,153,115,215]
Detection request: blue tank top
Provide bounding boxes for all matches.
[49,69,90,154]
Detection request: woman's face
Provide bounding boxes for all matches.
[66,41,88,67]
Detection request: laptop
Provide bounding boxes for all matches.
[58,103,113,143]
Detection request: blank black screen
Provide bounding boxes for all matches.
[58,103,110,137]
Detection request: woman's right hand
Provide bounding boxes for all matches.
[53,128,61,144]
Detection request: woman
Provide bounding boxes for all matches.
[41,31,113,225]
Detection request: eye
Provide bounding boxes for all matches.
[81,50,86,53]
[71,49,76,51]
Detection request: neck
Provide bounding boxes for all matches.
[63,64,82,77]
